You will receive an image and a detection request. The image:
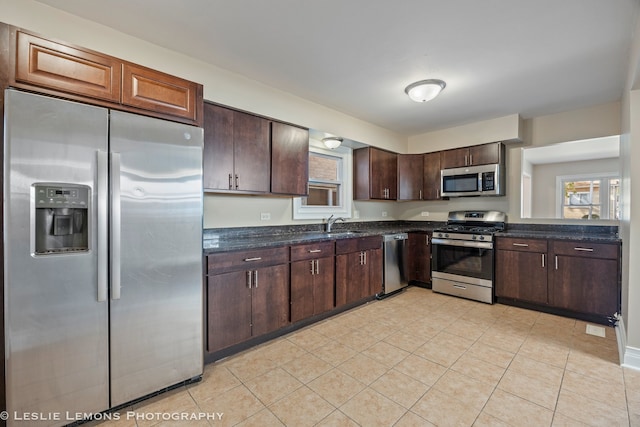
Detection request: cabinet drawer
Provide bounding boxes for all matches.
[336,235,382,254]
[551,240,619,259]
[207,246,289,275]
[291,241,335,261]
[496,237,547,252]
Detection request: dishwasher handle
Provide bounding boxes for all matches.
[382,233,408,242]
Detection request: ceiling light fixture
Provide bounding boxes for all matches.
[404,79,446,103]
[322,136,343,149]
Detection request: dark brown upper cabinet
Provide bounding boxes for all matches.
[271,122,309,196]
[441,142,503,169]
[397,154,423,201]
[203,102,309,196]
[423,151,442,200]
[203,102,270,193]
[354,147,397,200]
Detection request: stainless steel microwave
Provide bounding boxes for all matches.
[441,163,504,197]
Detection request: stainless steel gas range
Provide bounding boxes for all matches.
[431,211,506,304]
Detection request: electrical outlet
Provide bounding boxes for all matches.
[421,211,430,217]
[353,210,360,219]
[260,212,271,221]
[381,211,388,217]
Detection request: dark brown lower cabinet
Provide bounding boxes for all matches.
[495,237,548,304]
[407,232,431,283]
[291,257,335,322]
[290,241,335,323]
[206,247,290,353]
[549,240,619,317]
[495,237,620,322]
[207,264,289,352]
[335,236,383,307]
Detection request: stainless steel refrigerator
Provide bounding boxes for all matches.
[3,89,204,425]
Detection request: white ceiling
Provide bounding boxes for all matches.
[523,136,620,165]
[36,0,639,136]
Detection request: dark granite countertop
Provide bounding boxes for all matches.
[203,221,442,254]
[203,221,621,253]
[497,224,620,243]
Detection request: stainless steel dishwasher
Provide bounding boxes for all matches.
[380,233,409,297]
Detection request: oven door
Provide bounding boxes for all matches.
[431,238,494,282]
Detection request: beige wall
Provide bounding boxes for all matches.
[530,158,619,219]
[401,103,621,224]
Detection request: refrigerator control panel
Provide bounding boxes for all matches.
[35,184,89,209]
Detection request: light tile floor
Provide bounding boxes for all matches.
[98,287,640,427]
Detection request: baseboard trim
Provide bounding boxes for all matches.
[615,315,626,365]
[623,345,640,371]
[616,315,640,370]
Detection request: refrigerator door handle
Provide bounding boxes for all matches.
[97,150,109,302]
[111,152,122,300]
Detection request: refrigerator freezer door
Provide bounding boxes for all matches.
[3,90,110,423]
[108,111,203,406]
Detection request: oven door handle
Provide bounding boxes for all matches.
[431,238,493,249]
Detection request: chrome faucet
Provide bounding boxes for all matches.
[325,214,345,232]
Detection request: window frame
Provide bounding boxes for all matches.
[556,172,619,220]
[293,144,352,220]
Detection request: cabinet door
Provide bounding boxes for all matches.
[207,271,252,352]
[441,147,468,169]
[313,257,335,315]
[15,30,121,103]
[423,152,442,200]
[370,148,398,199]
[290,259,315,323]
[203,103,234,190]
[407,233,431,283]
[495,250,547,304]
[271,122,309,196]
[233,111,271,193]
[122,63,199,122]
[469,143,501,166]
[251,264,290,336]
[550,255,618,316]
[366,248,383,297]
[397,154,423,200]
[336,252,369,306]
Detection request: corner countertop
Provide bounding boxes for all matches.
[496,224,620,243]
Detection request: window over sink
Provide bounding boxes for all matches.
[293,144,352,220]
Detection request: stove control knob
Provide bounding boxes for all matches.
[444,233,449,238]
[472,235,477,240]
[479,236,485,241]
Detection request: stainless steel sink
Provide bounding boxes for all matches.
[324,231,360,237]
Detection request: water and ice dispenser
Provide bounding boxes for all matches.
[34,183,90,254]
